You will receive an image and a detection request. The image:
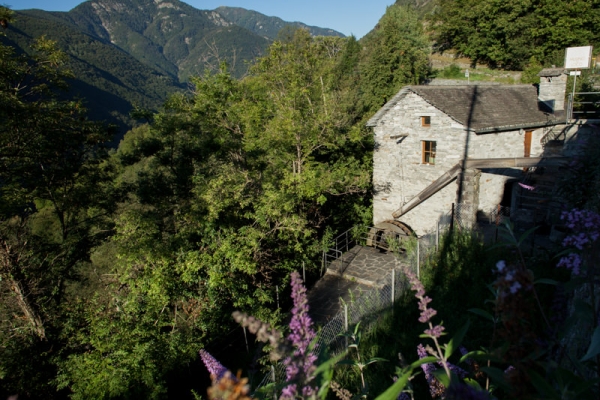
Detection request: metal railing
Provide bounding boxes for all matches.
[321,226,365,274]
[567,92,600,120]
[322,225,416,274]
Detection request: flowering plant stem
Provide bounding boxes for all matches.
[504,223,552,331]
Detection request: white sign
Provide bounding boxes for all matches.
[570,71,581,76]
[565,46,593,69]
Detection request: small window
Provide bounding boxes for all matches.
[422,141,436,165]
[421,116,431,127]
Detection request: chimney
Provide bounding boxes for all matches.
[537,68,567,112]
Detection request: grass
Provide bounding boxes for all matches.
[433,64,521,84]
[328,229,502,398]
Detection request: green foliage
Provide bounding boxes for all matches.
[5,9,183,141]
[54,29,374,396]
[0,21,114,398]
[520,56,543,84]
[438,63,463,79]
[358,4,432,113]
[431,0,600,70]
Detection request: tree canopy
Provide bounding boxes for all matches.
[431,0,600,69]
[0,0,443,393]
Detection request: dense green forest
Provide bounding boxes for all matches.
[1,0,600,398]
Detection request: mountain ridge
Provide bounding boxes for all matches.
[5,0,345,143]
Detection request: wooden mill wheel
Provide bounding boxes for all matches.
[366,220,414,251]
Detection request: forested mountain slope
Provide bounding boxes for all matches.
[4,9,183,142]
[214,6,344,40]
[7,0,345,140]
[55,0,269,81]
[38,0,343,81]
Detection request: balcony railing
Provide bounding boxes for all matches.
[567,92,600,120]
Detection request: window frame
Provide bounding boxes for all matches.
[421,116,431,127]
[422,140,436,165]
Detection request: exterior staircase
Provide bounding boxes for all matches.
[514,141,565,229]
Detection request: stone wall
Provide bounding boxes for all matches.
[372,91,544,235]
[538,74,568,112]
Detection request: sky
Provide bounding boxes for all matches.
[11,0,394,39]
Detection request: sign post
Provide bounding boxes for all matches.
[565,46,593,118]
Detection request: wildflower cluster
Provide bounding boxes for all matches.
[493,260,532,298]
[232,311,284,361]
[281,272,318,399]
[405,269,444,339]
[557,208,600,275]
[416,344,445,398]
[230,271,318,400]
[200,349,232,382]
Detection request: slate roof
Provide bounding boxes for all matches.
[538,68,566,77]
[367,84,563,133]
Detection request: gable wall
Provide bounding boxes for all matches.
[372,91,545,235]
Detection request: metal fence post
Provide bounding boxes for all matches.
[344,304,349,348]
[271,365,277,400]
[391,269,395,317]
[243,326,249,354]
[417,238,420,279]
[303,262,306,283]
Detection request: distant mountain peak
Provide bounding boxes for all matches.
[207,10,233,27]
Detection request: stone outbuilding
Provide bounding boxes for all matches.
[367,70,570,236]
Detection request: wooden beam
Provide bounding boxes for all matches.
[391,157,568,219]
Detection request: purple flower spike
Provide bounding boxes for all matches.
[199,349,231,381]
[417,344,445,398]
[281,271,318,399]
[405,269,445,338]
[557,208,600,275]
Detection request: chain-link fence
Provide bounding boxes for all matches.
[255,235,442,392]
[255,203,508,392]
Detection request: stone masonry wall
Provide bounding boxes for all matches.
[538,74,567,111]
[372,91,544,235]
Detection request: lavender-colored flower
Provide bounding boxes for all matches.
[417,344,445,398]
[518,182,535,191]
[393,375,412,400]
[496,260,506,273]
[509,281,522,294]
[493,260,531,298]
[557,208,600,275]
[442,361,468,379]
[199,349,231,381]
[445,383,491,400]
[397,392,411,400]
[281,271,318,400]
[406,269,444,338]
[425,325,445,338]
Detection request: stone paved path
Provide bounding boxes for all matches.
[327,245,407,288]
[307,245,409,324]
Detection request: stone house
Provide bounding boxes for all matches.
[366,69,570,236]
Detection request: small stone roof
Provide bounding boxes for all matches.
[538,68,566,77]
[367,84,562,133]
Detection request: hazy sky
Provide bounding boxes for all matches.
[12,0,394,39]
